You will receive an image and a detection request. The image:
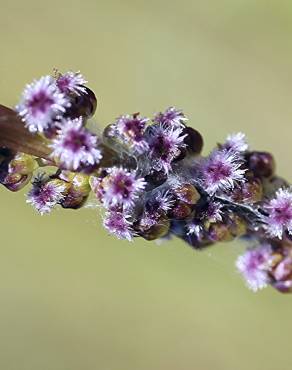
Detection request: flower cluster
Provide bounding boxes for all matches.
[15,71,101,171]
[1,70,292,294]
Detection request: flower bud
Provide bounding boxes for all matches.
[273,280,292,293]
[60,172,91,209]
[228,215,247,237]
[273,257,292,281]
[2,172,32,192]
[231,177,263,203]
[183,127,204,155]
[64,86,97,120]
[0,152,37,192]
[170,201,192,220]
[175,184,200,205]
[139,216,170,241]
[9,153,38,175]
[209,223,234,242]
[181,233,213,249]
[71,173,91,195]
[144,170,167,190]
[247,151,275,178]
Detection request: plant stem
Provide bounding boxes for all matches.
[0,104,51,159]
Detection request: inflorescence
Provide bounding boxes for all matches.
[1,70,292,293]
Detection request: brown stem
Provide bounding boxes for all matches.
[0,105,51,159]
[0,104,122,172]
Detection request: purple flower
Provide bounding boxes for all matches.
[138,212,158,231]
[50,117,102,170]
[101,167,146,208]
[154,107,187,127]
[103,210,134,241]
[56,71,87,95]
[204,201,223,223]
[145,190,175,214]
[236,244,272,291]
[16,76,69,133]
[264,188,292,239]
[139,190,175,230]
[199,149,246,195]
[222,132,248,153]
[27,175,67,215]
[186,222,203,239]
[146,124,187,173]
[111,114,149,152]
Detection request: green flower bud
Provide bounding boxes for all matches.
[140,216,170,241]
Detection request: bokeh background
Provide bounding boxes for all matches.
[1,1,292,369]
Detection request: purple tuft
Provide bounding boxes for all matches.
[16,76,69,133]
[27,175,66,215]
[154,107,187,127]
[236,244,272,291]
[56,71,87,95]
[111,114,149,152]
[101,167,146,208]
[50,117,102,170]
[103,210,134,241]
[146,124,186,173]
[199,149,246,195]
[264,188,292,239]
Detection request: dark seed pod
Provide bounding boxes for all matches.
[170,201,192,220]
[228,215,247,237]
[172,147,187,162]
[61,192,88,209]
[183,127,204,155]
[64,86,97,120]
[231,177,263,203]
[144,169,167,189]
[247,151,276,178]
[208,223,234,242]
[273,281,292,293]
[139,216,170,241]
[175,184,201,205]
[181,233,213,250]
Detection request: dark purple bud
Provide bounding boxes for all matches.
[228,215,247,237]
[64,86,97,120]
[144,170,167,190]
[231,177,263,203]
[139,216,170,241]
[181,233,213,249]
[209,223,234,242]
[247,151,275,178]
[2,172,32,192]
[172,147,187,162]
[273,280,292,293]
[60,191,88,209]
[175,184,200,205]
[170,201,192,220]
[183,127,203,155]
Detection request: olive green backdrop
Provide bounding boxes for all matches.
[0,1,292,369]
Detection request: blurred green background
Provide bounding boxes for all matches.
[1,1,292,369]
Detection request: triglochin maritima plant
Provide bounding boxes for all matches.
[0,70,292,294]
